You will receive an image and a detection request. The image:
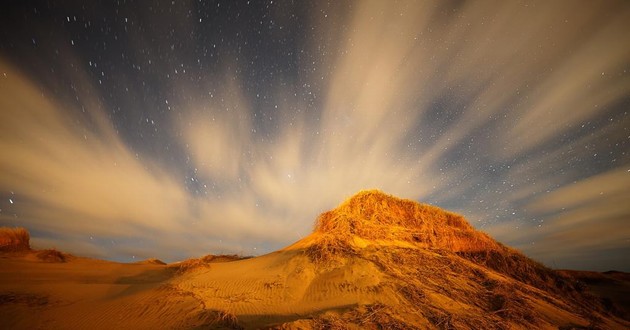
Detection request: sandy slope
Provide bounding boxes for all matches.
[0,248,395,329]
[172,246,400,328]
[0,253,191,329]
[1,245,628,329]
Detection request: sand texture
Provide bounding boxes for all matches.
[1,191,628,329]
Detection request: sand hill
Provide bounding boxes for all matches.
[0,190,628,329]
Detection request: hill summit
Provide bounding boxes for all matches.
[304,190,585,293]
[312,189,501,253]
[276,190,627,328]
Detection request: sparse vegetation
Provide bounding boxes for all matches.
[199,309,242,329]
[137,258,167,265]
[200,254,247,263]
[0,227,30,252]
[306,304,420,330]
[172,254,248,274]
[307,190,501,264]
[310,312,347,330]
[298,190,624,329]
[172,258,209,274]
[36,249,67,263]
[215,309,241,329]
[305,233,356,265]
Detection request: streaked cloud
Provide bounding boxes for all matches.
[0,1,628,269]
[485,167,630,270]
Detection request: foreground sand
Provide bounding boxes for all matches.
[1,191,629,329]
[0,252,181,329]
[1,247,628,329]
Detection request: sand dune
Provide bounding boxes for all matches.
[1,191,629,329]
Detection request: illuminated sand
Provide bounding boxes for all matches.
[1,191,628,329]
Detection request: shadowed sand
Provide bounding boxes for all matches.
[1,191,629,329]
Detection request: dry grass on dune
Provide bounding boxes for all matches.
[171,254,248,274]
[1,227,70,262]
[301,190,619,328]
[36,248,68,263]
[280,245,550,329]
[136,258,167,265]
[309,304,412,330]
[458,249,581,296]
[368,246,540,329]
[299,243,613,329]
[307,190,581,294]
[307,190,501,263]
[212,309,241,329]
[0,227,30,252]
[194,309,242,329]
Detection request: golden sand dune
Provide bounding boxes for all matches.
[1,190,629,329]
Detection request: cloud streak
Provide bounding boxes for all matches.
[486,167,630,270]
[0,60,190,252]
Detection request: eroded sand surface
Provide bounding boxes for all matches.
[2,191,629,329]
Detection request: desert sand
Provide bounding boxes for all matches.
[1,190,629,329]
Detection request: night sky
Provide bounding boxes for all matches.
[1,1,629,271]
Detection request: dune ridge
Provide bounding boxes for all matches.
[302,190,502,260]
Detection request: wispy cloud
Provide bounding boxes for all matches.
[0,60,191,254]
[485,167,630,271]
[0,1,628,269]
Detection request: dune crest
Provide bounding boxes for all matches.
[302,190,501,258]
[171,191,628,329]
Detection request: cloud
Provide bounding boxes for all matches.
[1,1,629,268]
[485,167,630,271]
[182,80,253,183]
[0,59,190,239]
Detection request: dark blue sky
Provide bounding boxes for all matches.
[0,0,629,271]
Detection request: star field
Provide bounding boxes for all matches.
[0,1,629,271]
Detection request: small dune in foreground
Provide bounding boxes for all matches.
[135,258,167,265]
[35,249,69,263]
[1,190,629,329]
[171,254,250,274]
